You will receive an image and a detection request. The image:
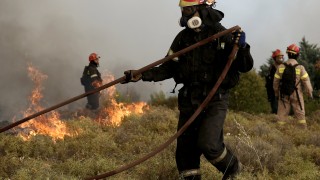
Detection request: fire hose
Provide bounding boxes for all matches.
[0,25,240,133]
[85,28,241,179]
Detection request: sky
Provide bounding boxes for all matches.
[1,0,320,122]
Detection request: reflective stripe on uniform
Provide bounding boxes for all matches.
[168,49,179,61]
[179,169,201,178]
[298,119,307,124]
[210,147,227,164]
[279,67,285,74]
[90,74,98,78]
[278,121,286,125]
[301,73,309,80]
[274,73,281,79]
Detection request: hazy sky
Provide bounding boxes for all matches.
[1,0,320,121]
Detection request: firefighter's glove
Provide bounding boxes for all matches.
[121,70,142,84]
[232,29,246,48]
[92,80,102,88]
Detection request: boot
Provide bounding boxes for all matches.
[182,175,201,180]
[209,149,241,180]
[179,169,201,180]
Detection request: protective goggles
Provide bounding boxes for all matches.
[181,6,198,17]
[181,3,216,17]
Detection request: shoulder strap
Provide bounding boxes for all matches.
[294,64,301,86]
[293,63,303,110]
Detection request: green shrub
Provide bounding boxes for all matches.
[274,153,320,179]
[305,98,320,116]
[229,70,270,114]
[149,91,178,109]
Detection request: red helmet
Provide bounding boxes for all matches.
[89,53,100,61]
[286,44,300,55]
[272,49,284,59]
[179,0,215,7]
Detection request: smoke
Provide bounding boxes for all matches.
[0,1,179,123]
[0,1,96,121]
[2,0,319,124]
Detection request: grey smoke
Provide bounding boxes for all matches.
[1,0,320,123]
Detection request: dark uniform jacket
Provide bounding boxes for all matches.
[141,24,253,106]
[140,9,253,176]
[81,62,102,91]
[265,64,277,101]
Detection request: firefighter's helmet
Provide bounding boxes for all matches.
[272,49,284,60]
[89,53,100,61]
[179,0,215,7]
[286,44,300,55]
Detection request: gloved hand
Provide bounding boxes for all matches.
[232,29,246,48]
[92,80,102,88]
[121,70,142,84]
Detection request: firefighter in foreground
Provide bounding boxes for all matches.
[273,44,313,129]
[81,53,103,110]
[122,0,254,179]
[265,49,284,114]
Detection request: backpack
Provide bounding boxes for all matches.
[280,63,299,96]
[80,66,90,86]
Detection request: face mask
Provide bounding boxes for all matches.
[179,11,202,30]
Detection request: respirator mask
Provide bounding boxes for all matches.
[179,6,203,30]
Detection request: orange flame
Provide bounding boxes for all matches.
[95,71,149,126]
[15,66,148,140]
[17,63,70,141]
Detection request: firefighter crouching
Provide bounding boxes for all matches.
[122,0,254,179]
[273,44,313,129]
[81,53,103,111]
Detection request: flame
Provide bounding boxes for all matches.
[97,99,148,126]
[15,66,148,141]
[17,63,70,141]
[95,71,149,126]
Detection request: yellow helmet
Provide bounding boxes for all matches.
[179,0,216,7]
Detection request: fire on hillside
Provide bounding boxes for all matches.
[95,73,148,126]
[13,64,148,141]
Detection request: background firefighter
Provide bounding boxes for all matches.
[273,44,313,129]
[122,0,254,179]
[81,53,103,110]
[265,49,284,114]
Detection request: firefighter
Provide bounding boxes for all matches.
[81,53,103,110]
[265,49,284,114]
[273,44,313,129]
[122,0,254,179]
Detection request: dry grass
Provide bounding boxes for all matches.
[0,106,319,179]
